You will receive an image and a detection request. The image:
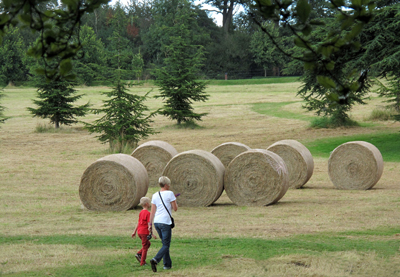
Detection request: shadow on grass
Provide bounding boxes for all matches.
[160,121,206,130]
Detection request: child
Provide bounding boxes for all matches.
[132,197,156,266]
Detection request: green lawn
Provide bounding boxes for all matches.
[2,226,400,276]
[207,76,300,86]
[304,132,400,162]
[251,101,314,121]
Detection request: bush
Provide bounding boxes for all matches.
[34,123,78,133]
[35,123,53,133]
[367,107,395,121]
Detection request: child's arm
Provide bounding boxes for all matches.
[131,225,138,238]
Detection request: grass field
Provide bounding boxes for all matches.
[1,78,400,276]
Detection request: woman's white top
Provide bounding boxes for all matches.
[152,190,176,225]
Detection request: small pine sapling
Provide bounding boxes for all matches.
[85,78,158,153]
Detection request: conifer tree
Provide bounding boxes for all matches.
[375,76,400,120]
[357,4,400,121]
[250,0,375,127]
[27,78,90,128]
[85,76,158,152]
[154,0,209,125]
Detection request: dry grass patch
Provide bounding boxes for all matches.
[1,82,400,275]
[161,252,400,277]
[0,243,128,274]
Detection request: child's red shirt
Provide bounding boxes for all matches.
[137,209,150,235]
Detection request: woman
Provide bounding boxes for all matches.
[148,176,178,272]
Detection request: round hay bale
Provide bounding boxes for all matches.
[162,150,224,207]
[328,141,383,190]
[224,149,289,206]
[131,140,178,187]
[267,139,314,189]
[211,142,251,168]
[79,154,148,211]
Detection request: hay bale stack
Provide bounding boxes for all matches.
[79,154,148,211]
[328,141,383,190]
[267,139,314,189]
[162,150,224,207]
[224,149,289,206]
[131,140,178,187]
[211,142,251,168]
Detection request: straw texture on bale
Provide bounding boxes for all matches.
[267,139,314,189]
[162,150,225,207]
[131,140,178,187]
[79,154,148,211]
[328,141,384,190]
[211,142,251,168]
[224,149,289,206]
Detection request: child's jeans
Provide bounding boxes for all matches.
[137,234,151,265]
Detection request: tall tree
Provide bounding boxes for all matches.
[74,25,107,85]
[204,0,237,34]
[296,16,371,126]
[205,30,253,79]
[85,77,157,152]
[0,26,29,86]
[106,2,134,79]
[143,0,210,66]
[28,78,90,128]
[154,0,209,124]
[250,21,285,77]
[0,89,7,126]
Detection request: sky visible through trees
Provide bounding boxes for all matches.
[109,0,226,25]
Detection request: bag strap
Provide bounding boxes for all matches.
[158,191,173,219]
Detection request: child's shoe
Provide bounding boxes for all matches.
[135,254,141,264]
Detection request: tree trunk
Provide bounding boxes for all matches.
[222,0,235,34]
[273,66,280,76]
[55,120,60,129]
[94,9,98,34]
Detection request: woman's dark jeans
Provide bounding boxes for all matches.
[154,223,172,268]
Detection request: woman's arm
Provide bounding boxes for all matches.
[171,200,178,212]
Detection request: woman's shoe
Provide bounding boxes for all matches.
[150,259,157,272]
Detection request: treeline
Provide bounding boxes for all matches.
[0,0,302,87]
